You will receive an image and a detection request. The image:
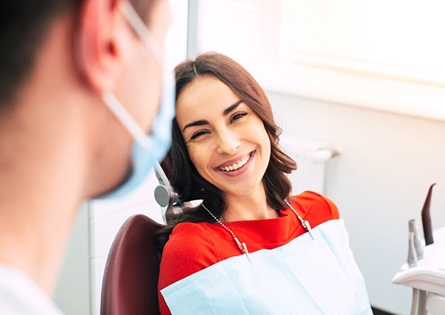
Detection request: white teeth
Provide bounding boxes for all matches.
[219,155,250,172]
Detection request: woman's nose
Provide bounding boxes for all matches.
[215,130,240,155]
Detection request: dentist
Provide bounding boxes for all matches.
[0,0,173,313]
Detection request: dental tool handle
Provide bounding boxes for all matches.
[408,219,424,260]
[421,183,435,246]
[407,232,418,268]
[154,162,171,190]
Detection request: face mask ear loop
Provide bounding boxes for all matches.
[120,1,164,67]
[101,92,150,149]
[102,2,165,150]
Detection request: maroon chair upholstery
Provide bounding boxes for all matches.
[101,214,165,315]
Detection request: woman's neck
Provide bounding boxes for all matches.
[221,186,278,222]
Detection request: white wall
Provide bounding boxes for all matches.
[55,203,90,315]
[269,91,445,315]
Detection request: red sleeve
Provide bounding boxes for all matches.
[158,223,218,315]
[292,191,340,228]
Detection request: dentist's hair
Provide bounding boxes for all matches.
[158,52,296,251]
[0,0,157,109]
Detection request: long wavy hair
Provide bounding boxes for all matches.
[158,52,297,252]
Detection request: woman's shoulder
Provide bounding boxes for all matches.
[164,221,214,253]
[161,221,224,267]
[159,222,219,290]
[291,191,340,224]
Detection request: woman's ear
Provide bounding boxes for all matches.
[76,0,125,93]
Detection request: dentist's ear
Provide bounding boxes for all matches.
[76,0,125,93]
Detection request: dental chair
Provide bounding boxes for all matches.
[100,214,164,315]
[101,157,178,315]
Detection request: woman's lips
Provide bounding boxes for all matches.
[216,151,254,173]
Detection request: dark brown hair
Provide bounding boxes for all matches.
[158,52,297,251]
[0,0,156,110]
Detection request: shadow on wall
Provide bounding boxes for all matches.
[372,306,398,315]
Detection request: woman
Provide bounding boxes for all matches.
[157,52,372,315]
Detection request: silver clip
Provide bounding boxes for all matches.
[234,237,251,262]
[241,242,252,263]
[304,220,315,240]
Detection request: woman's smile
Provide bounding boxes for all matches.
[216,151,254,174]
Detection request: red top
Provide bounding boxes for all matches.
[158,191,340,315]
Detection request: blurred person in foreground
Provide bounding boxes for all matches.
[0,0,173,313]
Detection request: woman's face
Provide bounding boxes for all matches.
[176,75,271,198]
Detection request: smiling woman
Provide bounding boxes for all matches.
[156,52,373,315]
[176,76,271,208]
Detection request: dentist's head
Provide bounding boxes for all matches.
[0,0,173,302]
[76,0,175,199]
[96,1,175,198]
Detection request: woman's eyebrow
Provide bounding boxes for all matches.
[223,100,243,116]
[182,100,243,132]
[182,119,208,132]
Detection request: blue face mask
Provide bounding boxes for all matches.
[98,2,174,199]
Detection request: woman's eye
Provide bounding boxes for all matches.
[190,130,208,140]
[231,112,247,122]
